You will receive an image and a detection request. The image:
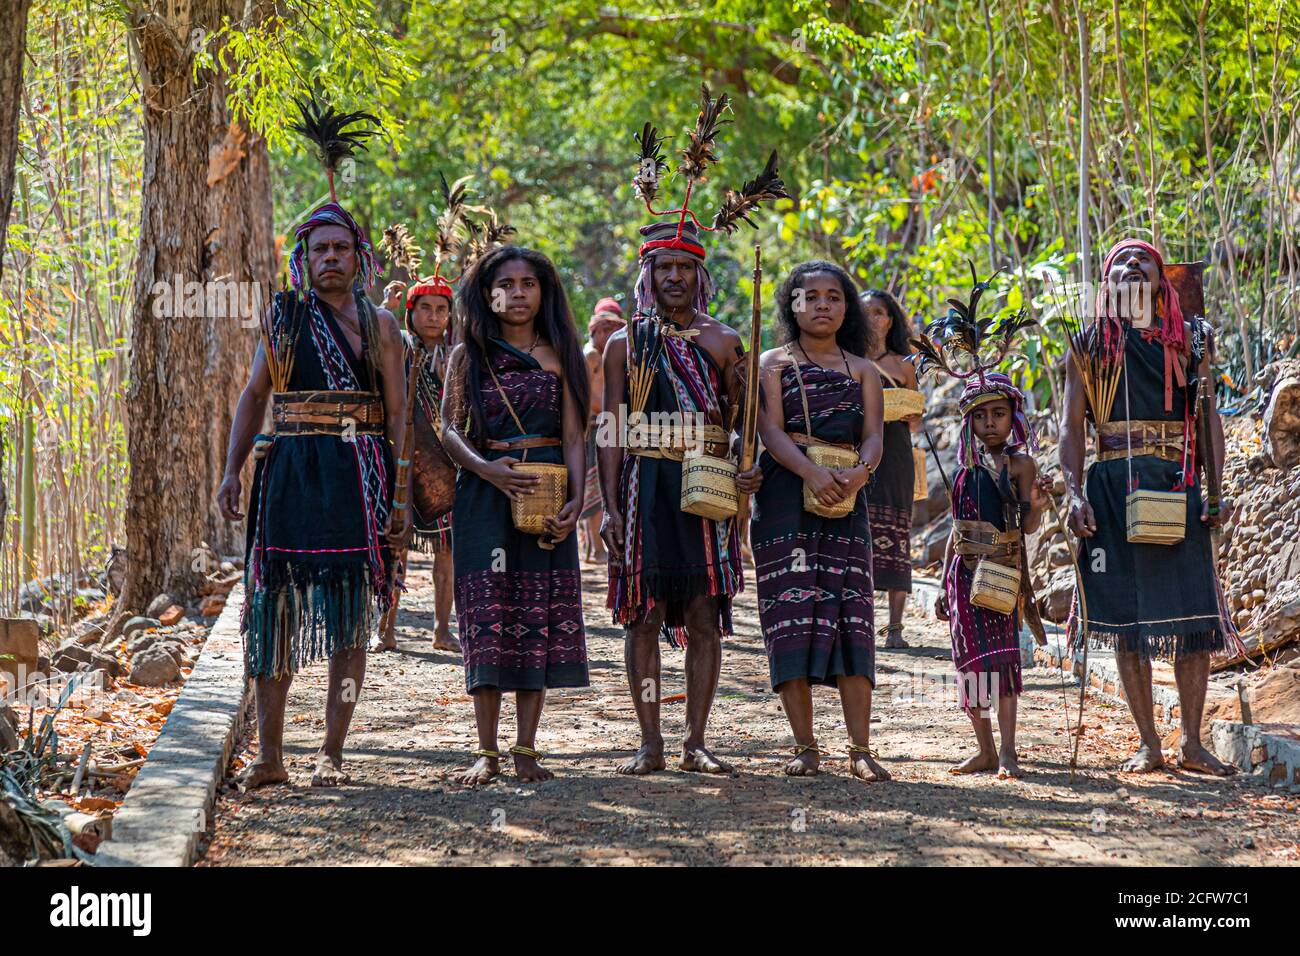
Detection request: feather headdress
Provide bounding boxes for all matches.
[632,83,789,261]
[909,262,1037,385]
[288,94,382,202]
[392,171,492,309]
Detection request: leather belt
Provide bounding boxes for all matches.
[787,432,857,452]
[953,519,1021,567]
[1096,419,1184,463]
[627,423,730,461]
[486,436,562,451]
[272,391,384,436]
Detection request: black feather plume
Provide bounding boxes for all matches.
[711,150,789,233]
[916,262,1037,380]
[633,122,670,205]
[680,84,732,181]
[288,94,381,177]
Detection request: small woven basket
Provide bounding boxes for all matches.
[970,559,1020,615]
[882,387,925,423]
[510,462,568,535]
[680,454,738,520]
[1125,489,1186,545]
[912,446,928,501]
[803,445,858,518]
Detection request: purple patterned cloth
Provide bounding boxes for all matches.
[752,361,875,690]
[452,338,589,692]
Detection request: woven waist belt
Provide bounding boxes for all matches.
[1096,419,1184,463]
[628,423,730,461]
[272,391,385,436]
[787,432,857,452]
[486,436,562,452]
[953,519,1021,565]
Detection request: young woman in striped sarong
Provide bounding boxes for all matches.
[441,246,591,786]
[750,261,888,781]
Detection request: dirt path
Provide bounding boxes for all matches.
[202,556,1299,866]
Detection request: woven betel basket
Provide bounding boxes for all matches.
[680,454,738,520]
[803,445,858,518]
[1125,489,1186,545]
[510,462,568,535]
[912,446,928,501]
[882,387,925,423]
[970,559,1020,615]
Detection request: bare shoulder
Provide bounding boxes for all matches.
[844,351,879,383]
[697,314,743,368]
[1009,450,1038,478]
[376,306,403,341]
[893,352,920,388]
[702,314,743,346]
[605,327,628,356]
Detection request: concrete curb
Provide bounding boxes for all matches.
[1211,720,1300,791]
[94,586,249,867]
[1033,636,1191,721]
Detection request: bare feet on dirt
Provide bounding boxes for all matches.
[368,635,397,653]
[848,749,891,782]
[997,747,1023,779]
[883,627,909,649]
[310,751,351,787]
[1119,744,1165,773]
[785,746,820,776]
[949,751,998,774]
[461,754,500,786]
[512,751,553,783]
[432,630,462,653]
[680,746,732,774]
[239,759,289,790]
[1178,744,1236,776]
[616,742,666,775]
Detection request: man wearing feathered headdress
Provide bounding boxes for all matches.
[599,86,785,775]
[1060,239,1240,776]
[216,98,407,790]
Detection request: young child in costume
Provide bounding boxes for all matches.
[935,372,1052,778]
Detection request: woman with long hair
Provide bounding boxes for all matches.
[441,245,591,786]
[861,288,922,648]
[751,260,889,781]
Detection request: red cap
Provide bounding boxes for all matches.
[406,275,454,309]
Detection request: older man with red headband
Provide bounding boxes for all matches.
[599,219,763,775]
[1060,238,1240,775]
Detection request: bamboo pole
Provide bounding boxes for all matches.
[735,246,762,529]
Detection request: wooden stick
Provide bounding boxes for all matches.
[68,741,92,796]
[735,246,762,528]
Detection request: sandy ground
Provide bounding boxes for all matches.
[202,555,1300,866]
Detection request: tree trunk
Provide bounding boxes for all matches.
[119,2,274,613]
[0,1,32,551]
[0,0,31,281]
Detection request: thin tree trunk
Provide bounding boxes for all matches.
[0,0,32,281]
[1073,0,1092,295]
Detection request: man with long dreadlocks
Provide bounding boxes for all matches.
[599,86,786,775]
[1060,239,1240,775]
[216,98,406,789]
